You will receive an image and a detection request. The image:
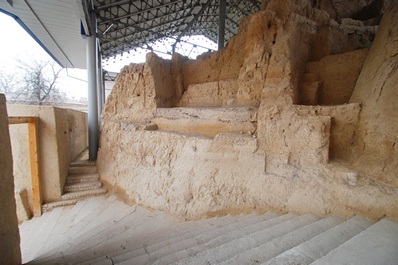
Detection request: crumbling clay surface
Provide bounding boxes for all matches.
[348,5,398,187]
[98,0,398,221]
[0,94,21,264]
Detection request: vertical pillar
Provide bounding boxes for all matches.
[87,10,98,161]
[218,0,226,50]
[27,118,41,217]
[97,47,104,125]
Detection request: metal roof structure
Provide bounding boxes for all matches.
[94,0,261,59]
[0,0,261,69]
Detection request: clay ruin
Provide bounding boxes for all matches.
[97,0,398,221]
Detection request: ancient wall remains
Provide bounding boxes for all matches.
[348,5,398,187]
[98,0,398,221]
[8,105,88,218]
[0,94,21,264]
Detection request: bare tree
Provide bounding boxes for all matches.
[0,59,65,105]
[0,71,16,95]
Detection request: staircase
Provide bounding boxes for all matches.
[41,158,107,213]
[20,196,398,265]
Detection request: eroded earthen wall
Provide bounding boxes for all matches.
[98,0,398,221]
[349,5,398,186]
[0,94,21,264]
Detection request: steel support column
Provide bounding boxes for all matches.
[97,48,104,124]
[87,10,99,161]
[218,0,226,50]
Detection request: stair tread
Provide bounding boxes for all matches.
[66,173,99,183]
[64,180,102,190]
[61,188,107,200]
[220,216,344,265]
[263,216,374,265]
[312,218,398,265]
[42,199,77,212]
[19,198,398,265]
[114,212,280,264]
[42,198,130,258]
[22,206,66,263]
[70,160,96,167]
[68,213,237,264]
[171,214,318,265]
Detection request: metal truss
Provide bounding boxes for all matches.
[94,0,261,60]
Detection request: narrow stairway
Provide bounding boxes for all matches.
[41,155,107,212]
[20,196,398,265]
[62,160,107,200]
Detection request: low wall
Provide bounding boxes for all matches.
[7,105,88,217]
[0,94,21,264]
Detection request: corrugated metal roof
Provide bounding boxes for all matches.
[0,0,86,68]
[0,0,261,69]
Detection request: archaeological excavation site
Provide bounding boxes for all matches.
[1,0,398,264]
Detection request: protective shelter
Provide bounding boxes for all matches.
[0,0,260,160]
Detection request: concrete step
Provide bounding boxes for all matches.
[68,165,97,175]
[36,199,90,247]
[87,214,243,264]
[66,173,100,183]
[20,197,398,265]
[61,188,107,200]
[42,200,134,261]
[41,199,77,212]
[114,212,279,264]
[63,180,102,192]
[76,212,265,264]
[152,107,257,137]
[34,197,110,259]
[71,214,237,264]
[22,206,66,263]
[70,160,96,167]
[312,218,398,265]
[220,216,344,264]
[173,214,318,265]
[19,212,51,256]
[36,204,179,265]
[263,216,373,265]
[146,212,280,265]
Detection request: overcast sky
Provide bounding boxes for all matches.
[0,12,217,100]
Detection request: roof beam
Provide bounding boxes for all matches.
[98,0,185,25]
[218,0,226,50]
[98,6,197,35]
[175,0,212,40]
[101,14,191,46]
[95,0,130,11]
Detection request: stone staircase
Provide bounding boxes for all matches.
[41,159,107,213]
[20,196,398,265]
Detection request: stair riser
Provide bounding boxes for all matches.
[68,167,97,174]
[64,183,102,192]
[61,189,107,200]
[66,175,100,184]
[70,161,96,167]
[42,200,77,212]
